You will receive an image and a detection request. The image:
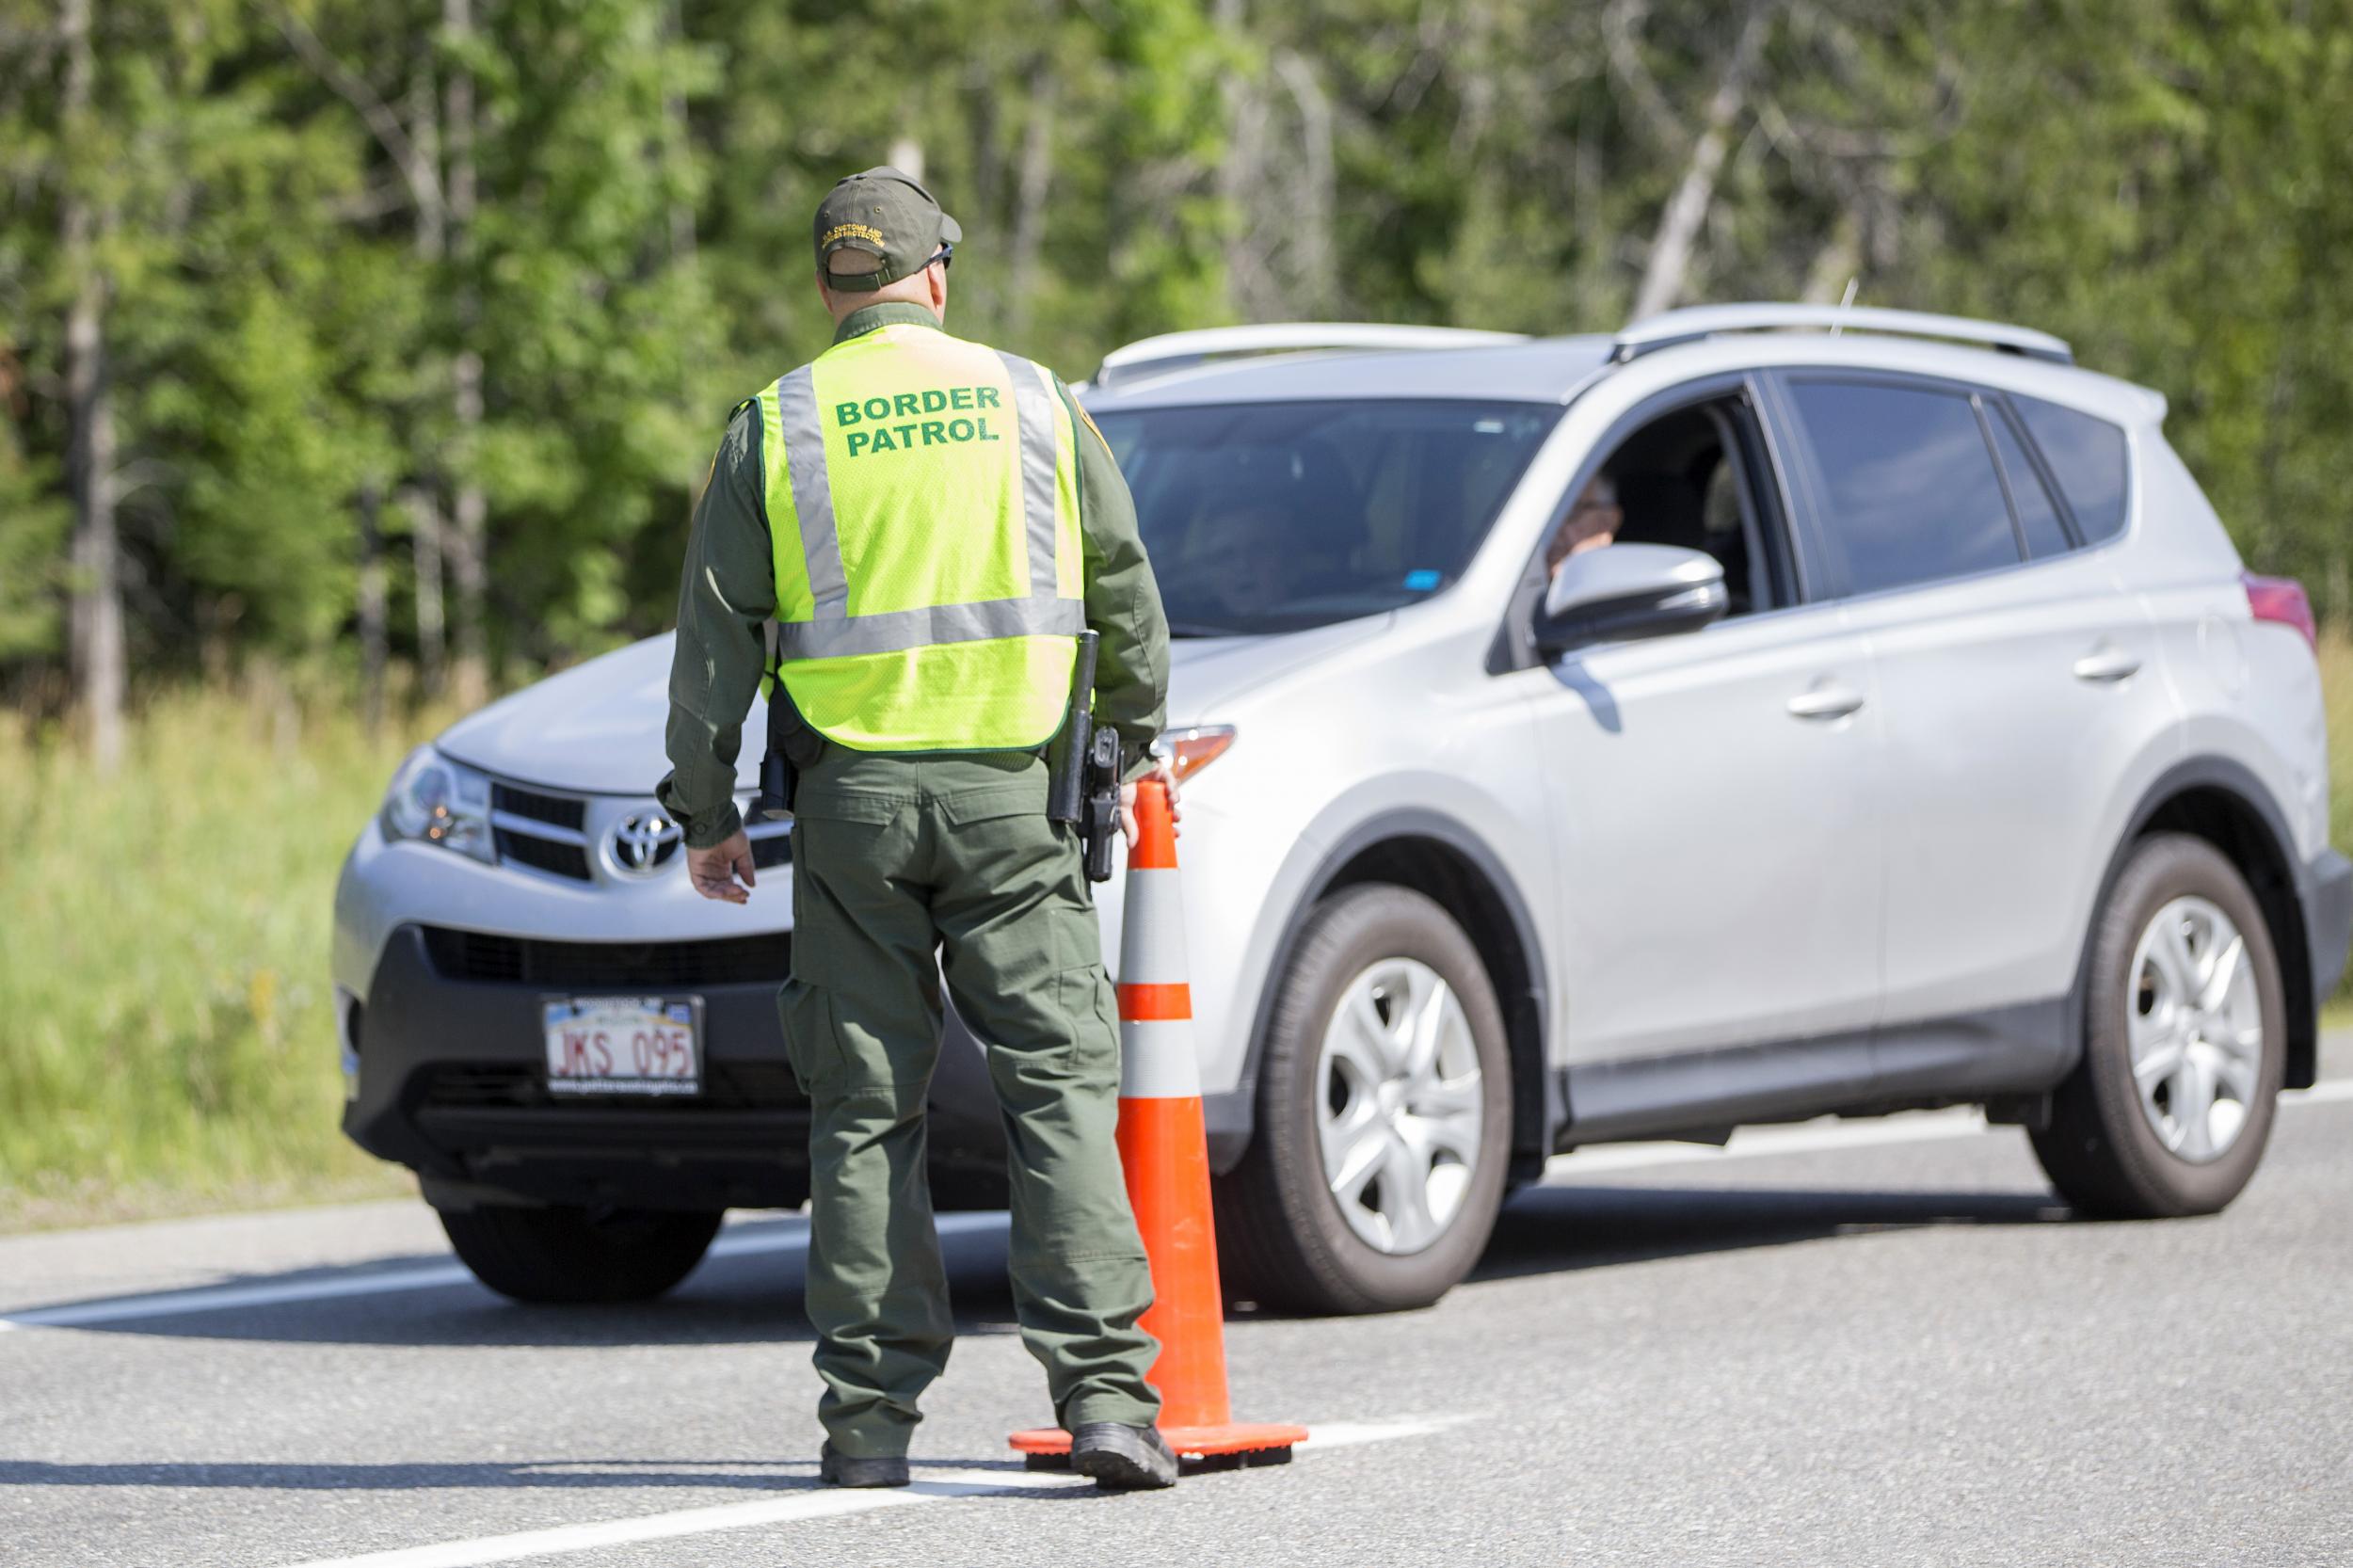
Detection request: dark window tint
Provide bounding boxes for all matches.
[2014,395,2129,542]
[1786,381,2021,596]
[1987,408,2073,558]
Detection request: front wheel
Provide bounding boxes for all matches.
[1214,885,1513,1315]
[436,1204,723,1304]
[2030,833,2286,1218]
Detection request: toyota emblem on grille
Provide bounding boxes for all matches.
[611,812,684,875]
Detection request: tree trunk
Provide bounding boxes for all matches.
[1630,1,1772,322]
[1004,71,1059,339]
[357,480,388,734]
[60,0,123,774]
[444,0,489,710]
[1273,51,1337,316]
[406,488,446,698]
[662,0,695,263]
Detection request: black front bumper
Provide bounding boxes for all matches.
[344,923,1007,1211]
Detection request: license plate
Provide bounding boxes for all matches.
[542,996,702,1096]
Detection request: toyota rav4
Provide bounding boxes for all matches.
[334,303,2352,1314]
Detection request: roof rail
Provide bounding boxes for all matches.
[1611,303,2073,366]
[1093,323,1529,389]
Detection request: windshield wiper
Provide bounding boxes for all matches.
[1166,619,1247,639]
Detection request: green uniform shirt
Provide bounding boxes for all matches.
[658,302,1170,850]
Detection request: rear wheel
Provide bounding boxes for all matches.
[436,1204,723,1304]
[2030,834,2285,1218]
[1214,885,1512,1315]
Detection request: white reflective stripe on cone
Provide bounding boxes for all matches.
[1118,1016,1204,1100]
[1116,870,1190,985]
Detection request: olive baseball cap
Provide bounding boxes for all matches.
[813,167,963,293]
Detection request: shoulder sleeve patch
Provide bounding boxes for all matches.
[1071,395,1111,452]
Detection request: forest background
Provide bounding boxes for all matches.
[4,0,2349,1225]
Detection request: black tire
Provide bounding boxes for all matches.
[2030,833,2287,1218]
[436,1204,723,1304]
[1213,885,1513,1315]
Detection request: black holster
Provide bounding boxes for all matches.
[756,675,823,820]
[1047,631,1120,883]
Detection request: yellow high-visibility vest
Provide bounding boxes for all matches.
[752,321,1084,750]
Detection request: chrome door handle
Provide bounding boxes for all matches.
[1786,684,1865,721]
[2073,647,2142,683]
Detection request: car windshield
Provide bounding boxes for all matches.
[1089,398,1561,636]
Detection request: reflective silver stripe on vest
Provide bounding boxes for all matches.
[997,351,1062,600]
[774,595,1085,660]
[774,367,849,618]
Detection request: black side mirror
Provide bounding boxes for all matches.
[1532,543,1728,656]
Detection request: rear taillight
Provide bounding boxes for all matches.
[2243,572,2317,650]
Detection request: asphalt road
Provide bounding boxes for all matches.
[6,1042,2349,1568]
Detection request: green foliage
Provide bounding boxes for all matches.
[5,0,2348,683]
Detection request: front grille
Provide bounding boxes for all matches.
[489,780,594,882]
[421,926,792,987]
[495,827,592,880]
[419,1061,804,1110]
[492,782,586,830]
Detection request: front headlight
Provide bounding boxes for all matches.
[380,746,495,863]
[1153,725,1238,783]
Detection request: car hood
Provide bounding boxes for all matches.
[435,616,1389,796]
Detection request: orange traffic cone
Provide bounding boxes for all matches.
[1010,780,1308,1472]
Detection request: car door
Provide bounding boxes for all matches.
[1767,372,2171,1052]
[1522,380,1887,1065]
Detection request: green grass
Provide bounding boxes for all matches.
[0,678,441,1232]
[4,636,2351,1233]
[2325,632,2353,913]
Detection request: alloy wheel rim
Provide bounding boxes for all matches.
[2126,895,2264,1164]
[1314,957,1483,1255]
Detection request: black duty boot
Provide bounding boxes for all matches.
[819,1443,910,1489]
[1069,1422,1179,1491]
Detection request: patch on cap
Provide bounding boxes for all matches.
[813,167,961,293]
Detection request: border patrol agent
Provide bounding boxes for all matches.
[656,168,1182,1491]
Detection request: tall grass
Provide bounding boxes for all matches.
[2322,632,2353,1028]
[4,640,2351,1231]
[0,677,440,1230]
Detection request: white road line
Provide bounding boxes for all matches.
[274,1418,1453,1568]
[0,1215,1003,1335]
[9,1083,2350,1335]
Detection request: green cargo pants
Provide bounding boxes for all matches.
[779,746,1160,1458]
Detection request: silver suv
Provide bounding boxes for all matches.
[334,303,2351,1314]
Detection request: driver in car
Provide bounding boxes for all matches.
[1185,497,1302,616]
[1544,473,1622,577]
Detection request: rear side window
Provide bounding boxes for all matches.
[2014,395,2130,542]
[1785,380,2022,596]
[1986,408,2073,558]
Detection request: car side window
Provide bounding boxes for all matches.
[1785,379,2022,596]
[1985,406,2073,558]
[2014,394,2130,543]
[1545,392,1794,618]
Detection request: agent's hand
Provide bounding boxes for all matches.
[686,830,757,904]
[1119,758,1183,846]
